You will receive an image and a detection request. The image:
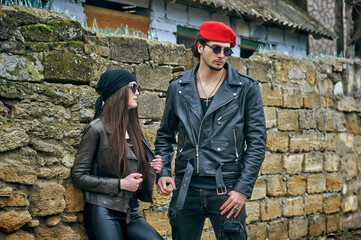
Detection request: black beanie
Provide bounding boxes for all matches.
[93,69,136,119]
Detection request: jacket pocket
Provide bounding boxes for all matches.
[210,140,229,152]
[217,106,239,125]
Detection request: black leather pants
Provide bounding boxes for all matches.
[83,203,163,240]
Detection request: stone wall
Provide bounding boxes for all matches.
[0,5,360,240]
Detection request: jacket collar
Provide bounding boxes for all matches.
[178,63,241,119]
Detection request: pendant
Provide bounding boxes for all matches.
[204,98,211,107]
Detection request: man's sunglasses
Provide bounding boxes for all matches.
[129,83,141,94]
[205,43,233,57]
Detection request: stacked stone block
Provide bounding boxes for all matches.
[0,5,360,240]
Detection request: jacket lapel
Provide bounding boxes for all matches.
[178,66,203,121]
[205,64,238,115]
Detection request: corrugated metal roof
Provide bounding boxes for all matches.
[177,0,336,39]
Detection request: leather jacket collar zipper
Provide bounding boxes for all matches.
[217,106,239,125]
[195,95,237,173]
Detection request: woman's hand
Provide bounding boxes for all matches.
[120,173,143,192]
[150,155,162,173]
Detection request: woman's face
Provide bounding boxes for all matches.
[128,81,140,109]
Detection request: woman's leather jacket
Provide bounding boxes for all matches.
[71,118,156,213]
[155,63,266,198]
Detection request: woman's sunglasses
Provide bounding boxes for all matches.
[205,43,233,57]
[129,83,141,94]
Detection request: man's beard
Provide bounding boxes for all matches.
[208,64,223,71]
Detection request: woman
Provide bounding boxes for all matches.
[71,69,163,240]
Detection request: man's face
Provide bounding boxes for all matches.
[198,41,231,71]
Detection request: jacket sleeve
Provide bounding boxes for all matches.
[155,84,179,178]
[71,123,119,196]
[233,82,266,198]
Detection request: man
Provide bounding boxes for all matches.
[155,21,266,240]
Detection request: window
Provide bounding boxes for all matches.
[240,38,271,58]
[84,0,149,35]
[176,26,199,48]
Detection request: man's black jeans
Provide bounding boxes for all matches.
[168,186,247,240]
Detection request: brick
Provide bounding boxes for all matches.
[325,194,341,214]
[134,65,172,92]
[303,92,321,109]
[324,153,340,172]
[288,217,308,240]
[283,154,303,175]
[246,222,267,240]
[326,173,342,192]
[246,201,260,223]
[346,178,360,194]
[303,152,323,173]
[260,153,282,175]
[268,219,288,240]
[340,155,359,180]
[283,89,303,108]
[267,175,287,197]
[288,176,306,196]
[337,133,355,154]
[309,214,326,237]
[264,107,277,128]
[277,110,299,131]
[357,135,361,154]
[250,179,266,200]
[307,174,326,194]
[283,197,304,217]
[248,58,273,83]
[322,95,335,109]
[327,213,342,233]
[318,111,335,132]
[342,195,358,213]
[266,131,289,152]
[289,132,310,153]
[108,36,149,63]
[326,133,336,151]
[346,113,361,134]
[260,198,282,220]
[304,194,323,214]
[343,212,361,229]
[335,112,348,132]
[309,132,327,151]
[299,110,316,129]
[261,84,283,107]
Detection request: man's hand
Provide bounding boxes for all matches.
[157,176,176,196]
[220,190,247,218]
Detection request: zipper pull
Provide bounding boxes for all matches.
[196,145,199,156]
[217,117,222,125]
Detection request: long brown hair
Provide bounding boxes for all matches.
[100,85,148,178]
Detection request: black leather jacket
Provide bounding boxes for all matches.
[155,63,266,198]
[71,118,156,212]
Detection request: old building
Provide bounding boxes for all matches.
[43,0,335,57]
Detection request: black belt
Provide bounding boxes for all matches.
[175,162,233,210]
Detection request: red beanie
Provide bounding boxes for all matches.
[200,21,236,47]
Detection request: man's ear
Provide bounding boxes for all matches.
[197,42,203,54]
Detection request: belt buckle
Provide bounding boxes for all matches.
[216,186,227,195]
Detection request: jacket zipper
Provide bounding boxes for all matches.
[233,129,239,162]
[187,107,198,167]
[195,96,237,173]
[217,106,239,125]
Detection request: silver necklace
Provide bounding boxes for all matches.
[198,70,225,106]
